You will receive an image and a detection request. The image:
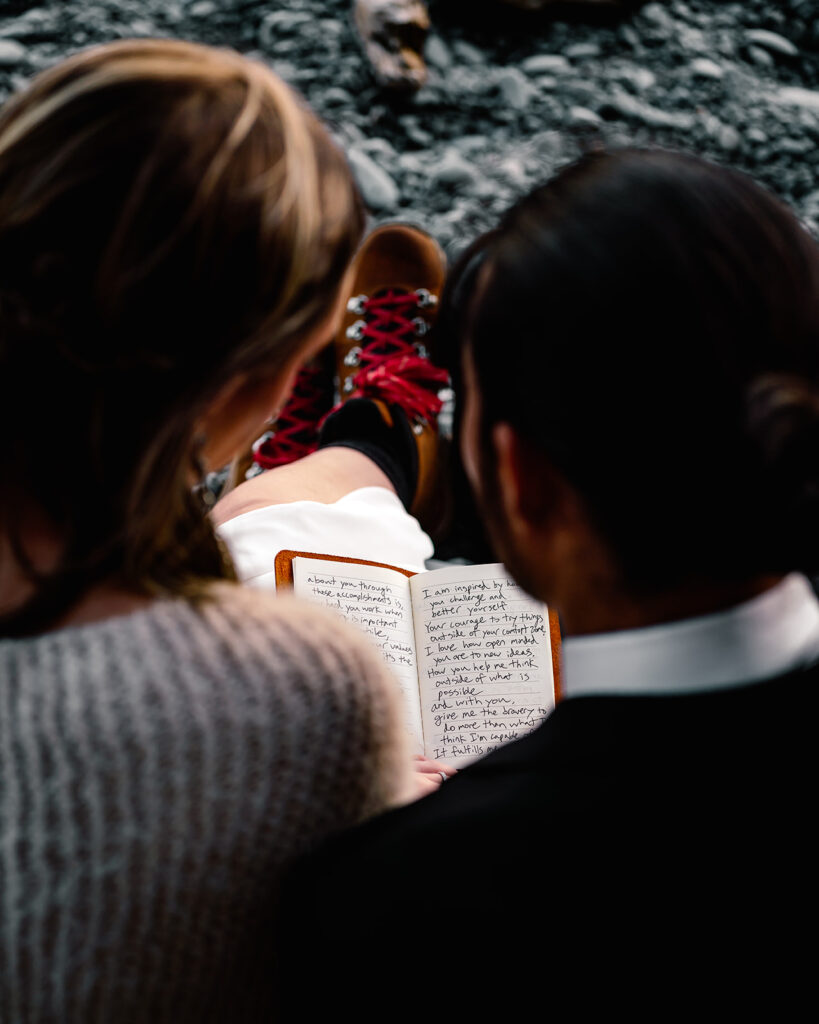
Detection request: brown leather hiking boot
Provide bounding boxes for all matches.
[332,223,449,531]
[354,0,430,92]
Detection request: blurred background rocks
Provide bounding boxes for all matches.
[1,0,817,256]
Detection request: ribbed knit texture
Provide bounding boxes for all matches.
[0,583,409,1023]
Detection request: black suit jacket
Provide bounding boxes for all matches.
[278,665,817,1018]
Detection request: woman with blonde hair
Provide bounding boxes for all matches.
[0,38,449,1021]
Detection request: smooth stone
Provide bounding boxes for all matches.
[358,136,397,161]
[604,92,695,130]
[619,25,642,50]
[747,45,775,69]
[129,20,156,37]
[569,106,603,128]
[452,40,485,65]
[0,7,51,33]
[564,42,602,60]
[258,10,312,48]
[319,18,344,37]
[348,148,400,211]
[745,29,799,58]
[0,15,52,40]
[617,66,657,91]
[717,124,742,150]
[322,87,354,106]
[432,148,479,187]
[0,39,27,66]
[803,190,819,216]
[521,54,571,75]
[778,87,819,115]
[188,1,218,17]
[401,120,433,147]
[640,2,675,30]
[161,3,186,25]
[425,34,453,72]
[779,137,814,155]
[690,58,725,80]
[498,156,529,189]
[457,135,490,154]
[496,67,536,111]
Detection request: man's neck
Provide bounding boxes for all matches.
[558,574,786,637]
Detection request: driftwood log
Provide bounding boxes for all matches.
[354,0,625,90]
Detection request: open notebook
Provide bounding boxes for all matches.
[276,551,561,767]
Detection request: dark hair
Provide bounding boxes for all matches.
[0,40,364,634]
[441,149,819,588]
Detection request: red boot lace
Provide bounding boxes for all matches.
[253,360,331,470]
[343,289,449,423]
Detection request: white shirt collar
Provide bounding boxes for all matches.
[562,573,819,698]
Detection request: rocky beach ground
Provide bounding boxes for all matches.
[1,0,817,555]
[2,0,818,257]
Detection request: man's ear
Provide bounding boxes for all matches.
[491,423,574,533]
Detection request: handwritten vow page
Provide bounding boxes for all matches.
[410,563,554,766]
[291,558,424,751]
[291,556,555,766]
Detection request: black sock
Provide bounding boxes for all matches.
[317,398,418,510]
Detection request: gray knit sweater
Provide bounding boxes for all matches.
[0,584,409,1023]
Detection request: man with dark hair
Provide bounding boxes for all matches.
[279,150,818,1016]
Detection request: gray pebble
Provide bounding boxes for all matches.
[640,2,675,31]
[617,66,657,92]
[323,87,354,107]
[564,42,602,60]
[452,40,485,66]
[425,35,453,73]
[188,0,218,18]
[0,39,27,67]
[678,27,710,55]
[746,127,768,144]
[496,67,536,111]
[319,18,343,37]
[129,20,156,37]
[717,124,742,150]
[521,54,571,76]
[0,14,52,41]
[348,148,400,212]
[569,106,603,128]
[358,136,397,162]
[779,137,814,155]
[400,119,433,148]
[161,3,186,26]
[432,148,479,188]
[498,155,528,186]
[258,11,312,48]
[619,25,642,51]
[457,136,490,155]
[536,76,558,91]
[747,45,775,69]
[804,190,819,218]
[778,87,819,115]
[745,29,799,58]
[690,58,725,80]
[604,92,695,131]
